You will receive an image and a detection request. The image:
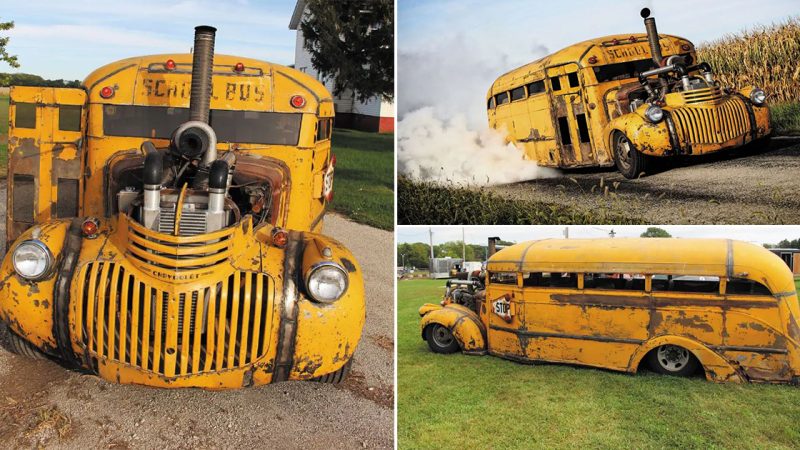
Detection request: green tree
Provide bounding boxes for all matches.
[300,0,393,102]
[640,227,672,238]
[397,242,430,269]
[0,18,20,86]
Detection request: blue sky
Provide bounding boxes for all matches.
[398,0,800,126]
[397,226,800,247]
[0,0,299,80]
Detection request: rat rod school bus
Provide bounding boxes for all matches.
[486,9,771,178]
[419,239,800,384]
[0,26,365,388]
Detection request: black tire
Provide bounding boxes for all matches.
[647,344,699,377]
[613,131,651,179]
[312,358,352,384]
[424,324,460,354]
[1,326,46,359]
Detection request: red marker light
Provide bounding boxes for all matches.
[588,56,598,64]
[82,218,99,238]
[290,95,306,108]
[629,36,637,42]
[165,59,176,70]
[234,62,245,72]
[100,86,114,99]
[271,229,289,248]
[612,38,619,45]
[681,44,691,51]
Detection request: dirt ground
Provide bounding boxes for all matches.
[487,137,800,224]
[0,178,395,449]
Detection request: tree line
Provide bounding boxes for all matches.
[397,240,516,269]
[0,72,82,88]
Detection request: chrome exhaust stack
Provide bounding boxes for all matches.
[641,8,663,67]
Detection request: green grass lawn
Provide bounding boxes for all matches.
[329,128,394,229]
[398,278,800,449]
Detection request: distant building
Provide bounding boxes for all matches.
[769,248,800,274]
[289,0,394,133]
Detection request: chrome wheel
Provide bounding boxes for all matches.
[656,345,690,372]
[431,325,454,348]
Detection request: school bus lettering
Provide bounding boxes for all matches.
[0,26,356,390]
[486,8,771,179]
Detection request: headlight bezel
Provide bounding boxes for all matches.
[644,105,665,123]
[12,239,55,281]
[305,261,349,304]
[750,87,767,106]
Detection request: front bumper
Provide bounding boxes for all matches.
[0,216,366,389]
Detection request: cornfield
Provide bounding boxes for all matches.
[697,17,800,104]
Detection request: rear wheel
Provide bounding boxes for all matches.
[647,344,698,377]
[613,131,650,179]
[312,359,352,384]
[424,324,460,354]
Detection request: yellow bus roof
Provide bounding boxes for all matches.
[489,33,693,95]
[488,238,796,295]
[82,53,333,116]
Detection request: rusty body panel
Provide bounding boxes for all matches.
[420,238,800,384]
[1,34,364,389]
[486,32,771,175]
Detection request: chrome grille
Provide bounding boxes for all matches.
[671,96,750,145]
[681,86,723,104]
[76,262,273,377]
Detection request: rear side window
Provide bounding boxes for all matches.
[550,76,562,92]
[584,274,645,291]
[527,80,545,96]
[494,92,509,106]
[523,272,578,288]
[726,278,772,296]
[567,72,580,88]
[316,117,332,142]
[652,275,720,294]
[487,97,495,110]
[58,105,82,132]
[510,86,526,102]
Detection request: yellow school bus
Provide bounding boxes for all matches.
[0,26,365,388]
[486,9,771,178]
[419,238,800,384]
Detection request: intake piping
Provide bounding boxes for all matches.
[142,151,164,229]
[641,8,663,67]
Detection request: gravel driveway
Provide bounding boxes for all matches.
[0,179,395,449]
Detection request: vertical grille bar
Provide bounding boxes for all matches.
[163,292,179,378]
[107,265,121,360]
[179,292,192,375]
[131,281,142,367]
[227,272,241,368]
[151,288,163,372]
[75,267,86,343]
[204,284,217,372]
[95,263,111,356]
[191,288,206,373]
[239,274,253,364]
[215,277,229,370]
[118,270,130,363]
[250,275,264,364]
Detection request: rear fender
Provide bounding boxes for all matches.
[419,303,486,355]
[628,335,744,383]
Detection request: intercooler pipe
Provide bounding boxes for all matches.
[206,160,229,231]
[641,8,663,67]
[142,151,164,229]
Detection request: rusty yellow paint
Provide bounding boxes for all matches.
[487,33,771,170]
[421,238,800,384]
[0,48,364,389]
[419,303,486,354]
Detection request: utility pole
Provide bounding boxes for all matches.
[462,227,466,262]
[609,229,616,239]
[429,228,434,259]
[563,226,569,239]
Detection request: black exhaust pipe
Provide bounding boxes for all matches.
[189,25,216,124]
[641,8,663,67]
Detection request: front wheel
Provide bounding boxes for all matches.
[0,324,46,360]
[424,324,460,354]
[647,345,699,377]
[613,131,650,179]
[312,359,352,384]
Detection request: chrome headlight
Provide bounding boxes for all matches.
[750,88,766,106]
[12,240,54,281]
[644,105,664,123]
[305,262,349,303]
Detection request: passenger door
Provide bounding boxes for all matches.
[7,86,86,245]
[546,64,595,166]
[485,272,525,358]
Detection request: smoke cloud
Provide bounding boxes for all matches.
[397,34,556,185]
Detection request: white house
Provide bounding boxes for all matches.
[289,0,394,133]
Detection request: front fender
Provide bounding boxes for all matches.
[628,335,744,383]
[0,219,73,353]
[604,111,673,157]
[419,303,486,355]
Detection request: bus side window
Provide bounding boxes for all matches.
[652,275,720,294]
[15,103,37,129]
[550,76,562,92]
[527,80,545,96]
[495,92,509,106]
[510,86,525,102]
[523,272,577,288]
[584,274,644,290]
[490,272,517,285]
[567,72,580,88]
[58,105,82,132]
[726,278,772,296]
[487,97,495,110]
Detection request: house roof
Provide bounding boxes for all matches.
[289,0,307,30]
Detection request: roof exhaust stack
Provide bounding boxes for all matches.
[189,25,216,124]
[641,8,663,67]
